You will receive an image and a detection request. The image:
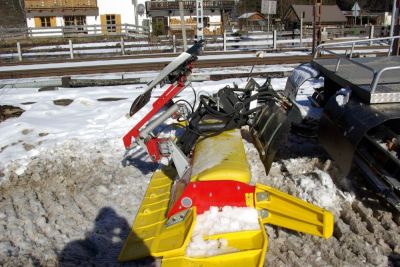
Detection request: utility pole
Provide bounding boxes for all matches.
[267,1,270,33]
[391,0,399,55]
[179,1,188,51]
[196,0,204,41]
[300,11,304,47]
[312,0,322,54]
[390,0,398,37]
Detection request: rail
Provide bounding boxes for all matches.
[0,24,149,39]
[0,30,389,63]
[313,36,400,93]
[146,0,235,11]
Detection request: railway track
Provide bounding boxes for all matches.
[0,46,388,79]
[0,54,314,79]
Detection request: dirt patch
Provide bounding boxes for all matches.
[0,105,25,122]
[53,99,74,106]
[97,98,128,102]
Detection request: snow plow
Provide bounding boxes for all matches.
[118,41,334,266]
[286,36,400,211]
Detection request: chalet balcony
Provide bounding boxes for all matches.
[146,0,235,17]
[24,0,98,11]
[24,0,98,17]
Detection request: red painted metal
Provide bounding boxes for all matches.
[123,78,187,151]
[167,180,255,217]
[145,138,162,161]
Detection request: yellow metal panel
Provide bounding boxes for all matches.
[190,129,251,184]
[255,183,334,239]
[119,167,196,262]
[162,250,263,267]
[162,218,268,267]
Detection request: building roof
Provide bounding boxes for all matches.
[238,12,257,19]
[238,12,265,20]
[286,5,347,23]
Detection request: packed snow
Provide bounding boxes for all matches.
[185,206,259,257]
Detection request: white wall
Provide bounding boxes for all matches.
[96,0,135,24]
[26,18,34,28]
[25,0,150,30]
[26,17,62,36]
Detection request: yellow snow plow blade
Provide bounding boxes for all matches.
[119,130,333,265]
[255,183,334,239]
[118,166,196,261]
[190,129,251,184]
[162,219,268,267]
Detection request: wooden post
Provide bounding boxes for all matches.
[273,30,277,50]
[223,30,227,51]
[179,1,188,51]
[173,35,177,53]
[17,42,22,61]
[121,37,125,55]
[369,25,374,46]
[69,39,74,59]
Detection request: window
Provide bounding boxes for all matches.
[64,16,75,26]
[64,16,87,32]
[100,14,121,34]
[40,17,51,27]
[75,16,86,26]
[106,14,116,32]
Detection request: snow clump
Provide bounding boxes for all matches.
[186,206,260,257]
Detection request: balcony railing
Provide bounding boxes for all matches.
[25,0,98,10]
[146,0,235,11]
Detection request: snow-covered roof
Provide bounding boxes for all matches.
[238,12,258,19]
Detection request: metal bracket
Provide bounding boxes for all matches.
[169,141,190,178]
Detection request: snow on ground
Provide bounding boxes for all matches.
[0,68,400,267]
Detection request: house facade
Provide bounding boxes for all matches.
[284,5,347,28]
[238,12,267,31]
[146,0,235,36]
[24,0,148,35]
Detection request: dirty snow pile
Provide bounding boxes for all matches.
[186,206,259,257]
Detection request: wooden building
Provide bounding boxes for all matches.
[0,0,26,28]
[145,0,235,36]
[238,12,267,31]
[24,0,148,35]
[284,5,347,28]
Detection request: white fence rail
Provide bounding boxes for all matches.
[0,26,390,62]
[0,24,150,39]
